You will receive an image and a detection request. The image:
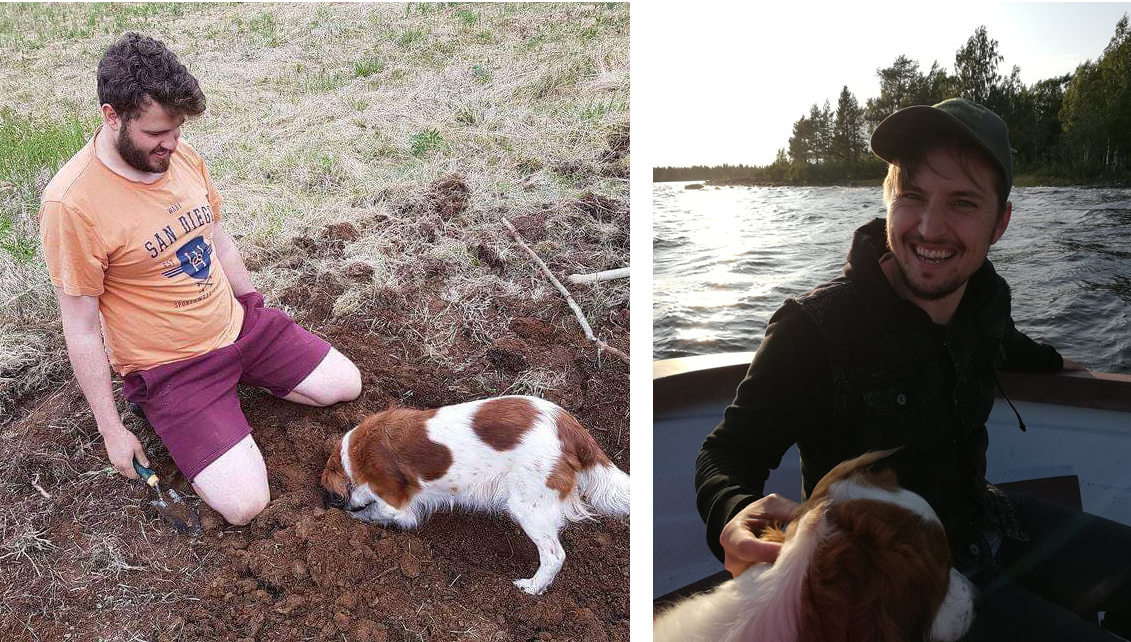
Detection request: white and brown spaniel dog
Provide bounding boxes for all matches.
[654,450,977,642]
[320,395,630,595]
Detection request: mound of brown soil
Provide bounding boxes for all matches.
[427,175,472,221]
[0,291,628,641]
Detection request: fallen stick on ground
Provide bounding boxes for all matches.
[502,218,630,365]
[31,476,51,499]
[567,267,630,284]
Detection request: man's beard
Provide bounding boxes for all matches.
[890,256,969,302]
[887,228,996,303]
[116,127,170,174]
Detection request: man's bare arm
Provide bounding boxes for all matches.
[212,223,255,296]
[56,288,147,478]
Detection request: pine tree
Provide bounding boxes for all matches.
[832,86,866,164]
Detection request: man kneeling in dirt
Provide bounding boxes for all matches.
[38,33,362,525]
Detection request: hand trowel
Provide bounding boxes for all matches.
[133,458,203,536]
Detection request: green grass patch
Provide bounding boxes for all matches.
[305,71,349,93]
[522,34,547,50]
[395,28,425,48]
[410,129,443,157]
[353,56,386,78]
[280,64,350,93]
[404,3,443,18]
[0,3,194,51]
[0,212,37,263]
[526,59,595,100]
[581,98,626,126]
[0,109,93,189]
[471,64,491,84]
[578,9,627,43]
[0,109,95,264]
[455,9,479,26]
[248,12,279,46]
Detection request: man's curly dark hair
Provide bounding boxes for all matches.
[97,33,205,122]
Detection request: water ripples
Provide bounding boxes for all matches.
[653,182,1131,374]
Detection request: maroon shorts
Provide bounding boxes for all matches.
[122,291,331,481]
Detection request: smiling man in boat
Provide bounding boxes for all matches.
[39,33,362,527]
[696,98,1130,640]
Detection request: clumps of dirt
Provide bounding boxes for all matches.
[475,243,506,273]
[279,271,346,323]
[511,317,559,343]
[426,174,471,221]
[487,337,530,373]
[415,221,438,244]
[605,306,630,334]
[321,222,361,243]
[571,193,629,252]
[600,159,629,180]
[507,210,549,244]
[516,158,544,176]
[369,175,472,234]
[604,123,630,159]
[1,167,628,642]
[290,222,363,262]
[0,282,629,640]
[599,123,630,178]
[293,235,346,260]
[205,301,628,640]
[573,193,624,224]
[343,262,375,283]
[420,257,451,280]
[551,160,598,185]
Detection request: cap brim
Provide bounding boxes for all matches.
[870,106,1008,179]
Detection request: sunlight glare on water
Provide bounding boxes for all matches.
[653,183,1131,375]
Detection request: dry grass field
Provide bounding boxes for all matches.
[0,4,629,641]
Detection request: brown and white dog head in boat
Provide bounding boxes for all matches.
[654,449,977,642]
[320,395,630,595]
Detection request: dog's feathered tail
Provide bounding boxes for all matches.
[553,408,630,520]
[578,462,631,517]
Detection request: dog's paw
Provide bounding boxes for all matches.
[514,578,548,595]
[392,513,419,529]
[346,509,376,523]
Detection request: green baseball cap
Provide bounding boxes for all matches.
[870,98,1014,198]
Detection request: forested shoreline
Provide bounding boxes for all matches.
[655,16,1131,187]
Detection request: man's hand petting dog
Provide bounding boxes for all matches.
[720,493,800,578]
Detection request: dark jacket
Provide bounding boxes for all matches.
[695,218,1063,567]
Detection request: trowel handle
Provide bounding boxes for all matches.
[133,458,159,487]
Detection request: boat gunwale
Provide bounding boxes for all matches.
[654,353,1131,415]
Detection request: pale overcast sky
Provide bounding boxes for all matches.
[639,3,1131,167]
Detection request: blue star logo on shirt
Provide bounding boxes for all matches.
[162,236,212,280]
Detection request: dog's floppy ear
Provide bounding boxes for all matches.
[928,568,977,641]
[320,436,349,498]
[797,500,952,642]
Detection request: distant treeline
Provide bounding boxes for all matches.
[655,16,1131,186]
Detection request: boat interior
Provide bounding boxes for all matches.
[653,352,1131,602]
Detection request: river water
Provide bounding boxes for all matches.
[653,182,1131,375]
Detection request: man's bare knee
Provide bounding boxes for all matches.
[341,361,362,402]
[315,361,362,406]
[217,491,269,526]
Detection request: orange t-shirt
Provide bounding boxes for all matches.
[39,130,243,375]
